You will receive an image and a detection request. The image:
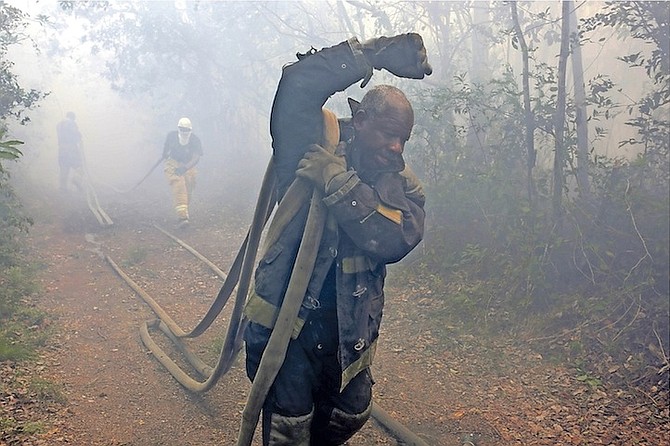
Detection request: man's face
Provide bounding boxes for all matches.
[353,98,413,173]
[178,126,192,145]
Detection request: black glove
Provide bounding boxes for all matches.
[362,33,432,79]
[175,166,187,175]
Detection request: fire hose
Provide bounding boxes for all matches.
[99,156,165,195]
[80,162,113,226]
[103,110,430,445]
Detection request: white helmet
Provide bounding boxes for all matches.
[177,117,192,130]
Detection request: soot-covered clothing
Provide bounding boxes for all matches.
[244,38,425,393]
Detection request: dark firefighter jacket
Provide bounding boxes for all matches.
[162,131,203,164]
[244,38,426,391]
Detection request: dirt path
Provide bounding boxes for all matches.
[11,189,669,446]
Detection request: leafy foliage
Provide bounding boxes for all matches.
[402,2,669,392]
[0,3,46,124]
[0,134,23,161]
[0,131,32,268]
[583,1,669,180]
[0,3,42,364]
[583,2,669,80]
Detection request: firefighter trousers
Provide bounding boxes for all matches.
[245,309,373,445]
[164,159,196,221]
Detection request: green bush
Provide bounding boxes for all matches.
[0,266,38,318]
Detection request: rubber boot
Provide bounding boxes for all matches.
[267,410,313,446]
[310,402,372,446]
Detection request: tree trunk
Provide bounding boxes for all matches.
[553,1,571,225]
[569,0,591,199]
[510,1,536,205]
[467,1,490,161]
[426,0,452,83]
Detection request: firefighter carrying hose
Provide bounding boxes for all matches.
[162,117,202,228]
[243,33,431,445]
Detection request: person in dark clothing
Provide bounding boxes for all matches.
[56,111,84,192]
[243,33,431,445]
[162,117,202,228]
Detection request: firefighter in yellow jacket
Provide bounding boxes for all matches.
[162,117,202,228]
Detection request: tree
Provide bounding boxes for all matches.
[552,1,570,223]
[0,1,46,176]
[569,0,590,199]
[510,1,536,205]
[0,3,45,125]
[583,1,669,174]
[0,2,41,267]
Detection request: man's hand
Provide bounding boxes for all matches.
[175,166,187,175]
[362,33,432,79]
[296,144,347,192]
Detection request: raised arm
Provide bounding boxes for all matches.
[270,34,432,197]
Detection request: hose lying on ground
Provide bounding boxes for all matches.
[104,109,429,445]
[106,160,277,392]
[82,169,113,226]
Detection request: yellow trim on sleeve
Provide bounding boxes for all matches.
[375,204,403,225]
[244,291,306,339]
